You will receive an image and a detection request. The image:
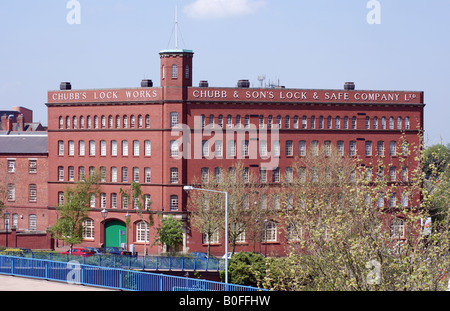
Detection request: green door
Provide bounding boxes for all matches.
[105,220,127,248]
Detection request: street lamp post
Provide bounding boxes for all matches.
[101,208,108,248]
[184,185,229,285]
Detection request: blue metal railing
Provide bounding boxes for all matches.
[1,251,224,272]
[0,255,266,291]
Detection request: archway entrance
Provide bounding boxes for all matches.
[104,220,127,248]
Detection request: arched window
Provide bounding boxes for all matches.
[172,64,178,79]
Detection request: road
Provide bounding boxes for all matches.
[0,274,118,291]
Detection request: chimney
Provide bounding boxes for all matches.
[344,82,355,91]
[60,82,72,90]
[17,114,24,131]
[6,115,13,132]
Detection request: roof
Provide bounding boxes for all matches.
[159,49,194,54]
[0,134,48,154]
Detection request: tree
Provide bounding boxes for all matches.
[157,216,184,254]
[259,138,450,291]
[187,162,275,257]
[220,252,266,287]
[50,172,100,252]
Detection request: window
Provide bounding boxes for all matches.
[122,140,128,156]
[389,166,397,182]
[276,115,281,128]
[299,140,306,157]
[390,141,397,156]
[111,167,117,182]
[293,116,299,129]
[7,160,15,173]
[29,184,37,202]
[285,167,293,182]
[80,116,85,128]
[228,140,236,157]
[87,116,92,129]
[405,117,410,130]
[170,195,178,211]
[335,116,340,129]
[144,195,151,210]
[202,140,209,157]
[136,221,149,243]
[401,167,408,182]
[69,166,75,181]
[286,140,293,156]
[29,215,37,232]
[111,193,117,208]
[349,141,357,156]
[381,117,386,129]
[244,115,250,128]
[243,167,249,183]
[215,167,222,182]
[268,115,273,129]
[111,140,117,156]
[100,193,106,209]
[122,167,128,183]
[227,115,232,128]
[397,117,402,130]
[203,228,219,244]
[90,194,96,208]
[145,115,150,128]
[352,116,357,129]
[170,112,179,128]
[215,140,223,157]
[145,140,151,156]
[389,117,394,130]
[170,168,178,184]
[365,116,370,129]
[390,218,404,238]
[170,140,179,157]
[82,219,94,239]
[29,159,37,173]
[343,116,348,129]
[402,193,409,207]
[242,140,249,157]
[263,221,277,242]
[373,117,378,129]
[327,116,332,129]
[133,167,139,182]
[109,115,113,128]
[272,140,280,157]
[272,167,280,183]
[94,116,99,129]
[58,192,64,206]
[377,141,384,156]
[259,167,267,183]
[79,167,85,181]
[302,116,307,129]
[324,141,331,156]
[58,141,64,156]
[66,116,71,129]
[133,140,139,156]
[122,195,128,209]
[236,115,241,128]
[260,140,268,157]
[130,115,135,128]
[59,116,64,129]
[209,114,214,128]
[79,140,85,156]
[89,140,95,156]
[115,115,121,128]
[69,141,75,156]
[337,141,344,156]
[258,115,264,128]
[390,192,397,207]
[310,116,315,129]
[365,141,372,156]
[171,64,178,79]
[100,140,107,156]
[145,168,151,183]
[218,115,223,128]
[58,166,64,181]
[311,140,319,156]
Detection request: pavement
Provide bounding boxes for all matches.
[0,274,119,291]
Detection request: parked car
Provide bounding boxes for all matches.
[60,247,95,257]
[104,247,133,256]
[83,247,105,255]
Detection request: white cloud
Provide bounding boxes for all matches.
[184,0,265,20]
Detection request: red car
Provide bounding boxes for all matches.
[60,247,95,257]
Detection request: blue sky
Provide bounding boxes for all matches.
[0,0,449,145]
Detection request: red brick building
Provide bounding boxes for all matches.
[46,49,424,256]
[0,133,49,233]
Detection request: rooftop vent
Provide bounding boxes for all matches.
[344,82,355,91]
[60,82,72,90]
[237,80,250,88]
[199,80,209,87]
[141,79,153,87]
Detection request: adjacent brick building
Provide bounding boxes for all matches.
[46,48,424,256]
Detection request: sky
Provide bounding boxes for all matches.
[0,0,449,146]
